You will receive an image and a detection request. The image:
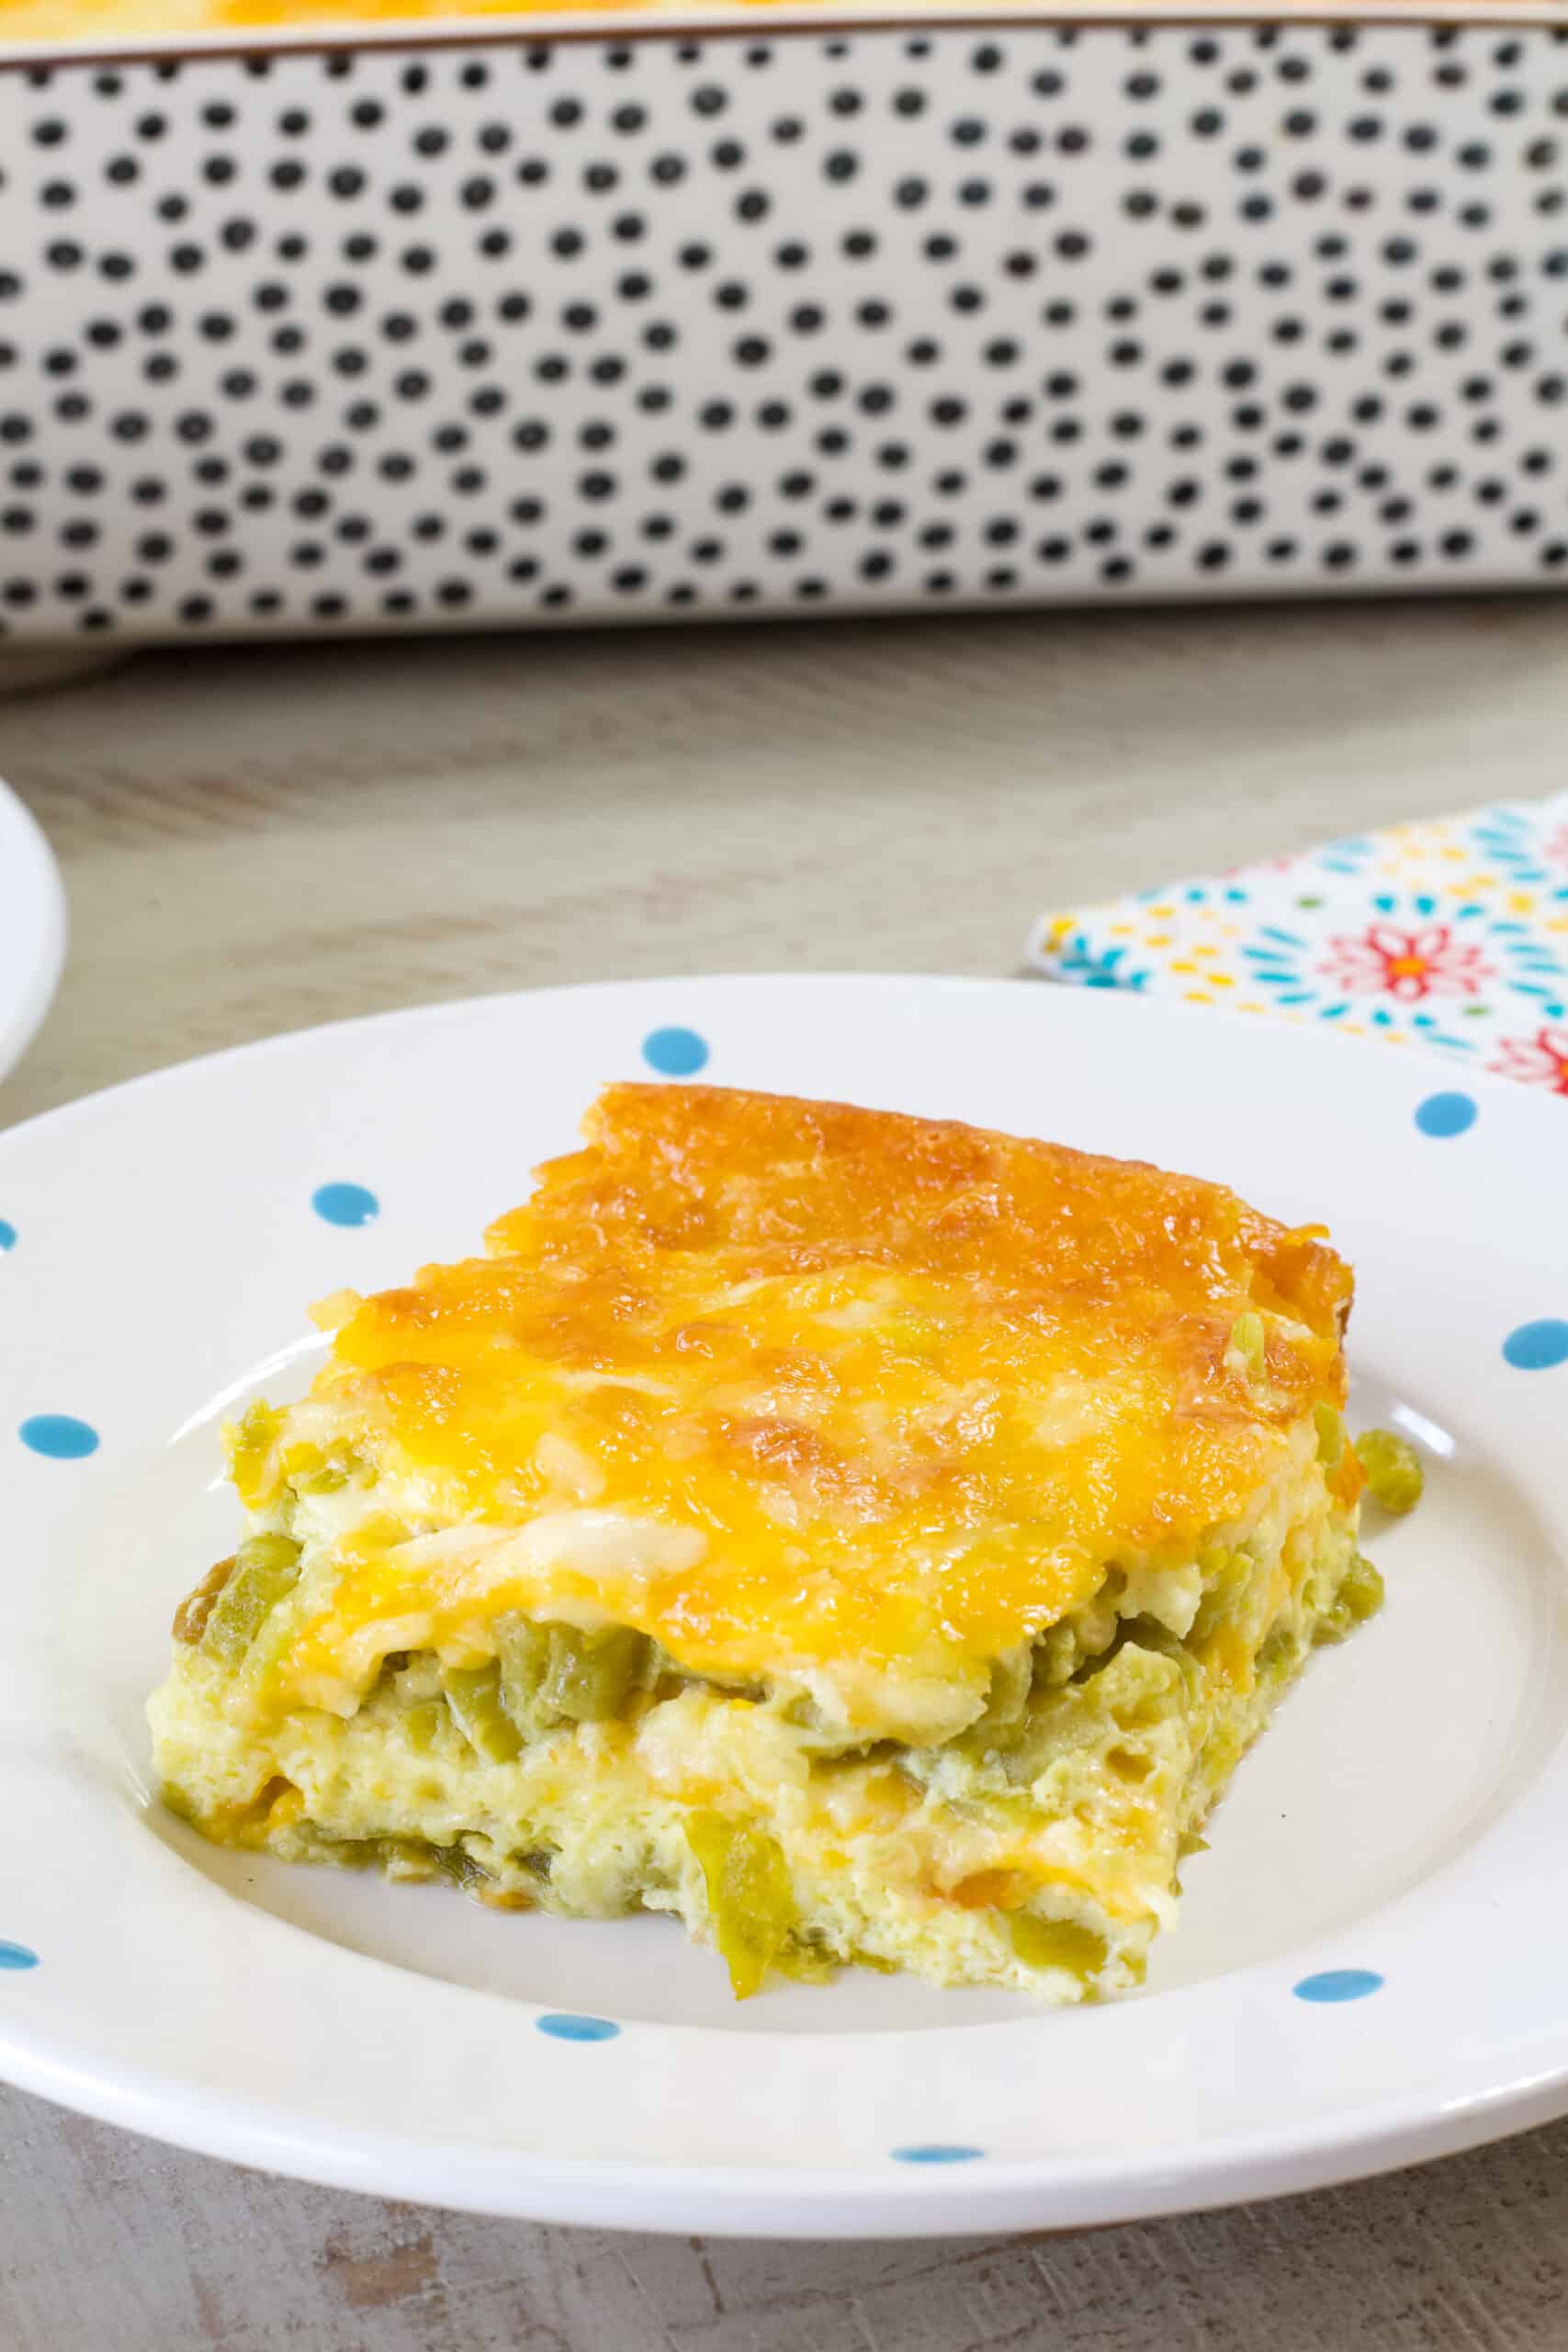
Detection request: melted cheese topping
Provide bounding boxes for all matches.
[1,0,799,34]
[283,1085,1357,1702]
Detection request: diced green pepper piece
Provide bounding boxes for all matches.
[495,1615,553,1734]
[199,1533,302,1666]
[172,1555,236,1645]
[430,1842,492,1894]
[773,1939,838,1985]
[965,1645,1033,1748]
[1314,1549,1385,1645]
[226,1400,284,1510]
[1033,1621,1083,1689]
[540,1625,650,1724]
[401,1700,446,1755]
[442,1662,524,1762]
[1340,1549,1384,1622]
[295,1464,347,1496]
[685,1809,797,1999]
[1257,1619,1298,1679]
[1009,1913,1109,1984]
[1314,1401,1344,1467]
[288,1442,369,1498]
[1355,1428,1424,1516]
[493,1615,651,1735]
[1231,1311,1265,1374]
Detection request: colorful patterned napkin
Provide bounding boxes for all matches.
[1026,793,1568,1097]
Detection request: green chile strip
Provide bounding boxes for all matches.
[200,1534,302,1666]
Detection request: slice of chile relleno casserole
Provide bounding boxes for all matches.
[150,1084,1381,2002]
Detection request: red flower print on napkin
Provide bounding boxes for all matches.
[1320,922,1495,1003]
[1489,1024,1568,1094]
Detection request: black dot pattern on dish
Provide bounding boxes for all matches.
[0,23,1564,636]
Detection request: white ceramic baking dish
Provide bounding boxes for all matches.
[1,0,1563,637]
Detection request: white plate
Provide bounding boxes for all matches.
[3,975,1566,2237]
[0,776,63,1086]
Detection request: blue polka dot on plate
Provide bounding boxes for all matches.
[535,2013,620,2042]
[641,1026,709,1078]
[1414,1091,1477,1139]
[892,2144,985,2165]
[18,1414,98,1460]
[0,1219,16,1251]
[312,1182,379,1228]
[1293,1969,1384,2003]
[1503,1319,1568,1372]
[0,1941,38,1971]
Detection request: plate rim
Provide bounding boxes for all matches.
[6,961,1568,1147]
[3,1995,1567,2238]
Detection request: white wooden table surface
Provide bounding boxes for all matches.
[5,596,1568,2352]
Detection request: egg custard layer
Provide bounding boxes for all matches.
[150,1083,1379,2001]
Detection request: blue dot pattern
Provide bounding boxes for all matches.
[1503,1319,1568,1372]
[0,1219,15,1250]
[536,2013,621,2042]
[0,1941,38,1970]
[1414,1091,1478,1138]
[1294,1969,1384,2003]
[312,1182,379,1228]
[641,1026,709,1078]
[892,2144,985,2165]
[19,1414,99,1460]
